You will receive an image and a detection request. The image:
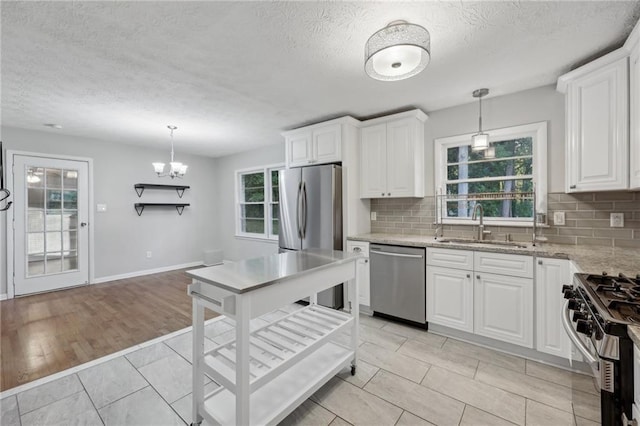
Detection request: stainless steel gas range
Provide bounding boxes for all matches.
[562,272,638,426]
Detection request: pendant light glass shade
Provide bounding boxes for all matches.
[471,88,490,151]
[484,145,496,158]
[153,125,188,179]
[365,21,430,81]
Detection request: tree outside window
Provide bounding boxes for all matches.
[237,165,282,240]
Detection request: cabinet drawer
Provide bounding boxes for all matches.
[474,252,533,278]
[427,248,473,270]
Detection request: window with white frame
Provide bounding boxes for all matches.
[434,122,547,226]
[236,165,283,240]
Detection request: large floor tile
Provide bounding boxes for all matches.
[460,406,517,426]
[575,416,599,426]
[17,374,83,414]
[442,339,526,373]
[139,352,204,404]
[203,319,234,341]
[98,386,184,426]
[170,381,220,425]
[358,314,388,329]
[358,323,407,351]
[165,331,217,363]
[358,342,430,383]
[364,370,464,426]
[260,309,290,323]
[336,359,379,388]
[313,376,402,425]
[571,388,600,422]
[279,303,305,313]
[397,338,479,378]
[329,416,352,425]
[422,366,525,425]
[395,411,435,426]
[1,395,20,426]
[475,362,573,413]
[78,356,148,408]
[525,399,575,426]
[380,322,447,348]
[20,391,101,426]
[126,342,175,369]
[278,399,336,426]
[525,360,598,395]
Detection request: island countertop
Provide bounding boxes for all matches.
[187,249,360,294]
[348,233,639,277]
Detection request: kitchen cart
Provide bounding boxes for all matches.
[187,249,361,425]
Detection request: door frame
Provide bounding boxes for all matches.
[6,150,95,299]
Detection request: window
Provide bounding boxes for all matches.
[434,122,547,226]
[236,165,283,240]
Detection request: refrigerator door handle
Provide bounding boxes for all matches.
[296,181,303,239]
[301,181,308,239]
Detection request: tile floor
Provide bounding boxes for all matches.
[0,304,600,426]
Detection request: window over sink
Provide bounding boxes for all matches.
[235,164,283,240]
[434,122,547,226]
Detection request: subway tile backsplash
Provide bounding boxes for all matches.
[370,191,640,248]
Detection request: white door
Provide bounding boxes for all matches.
[312,124,342,165]
[286,131,313,168]
[360,124,387,198]
[427,266,473,333]
[535,258,571,358]
[385,118,416,197]
[630,40,640,189]
[13,155,90,295]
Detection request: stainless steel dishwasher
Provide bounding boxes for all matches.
[369,244,426,324]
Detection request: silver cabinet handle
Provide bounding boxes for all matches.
[569,185,577,189]
[381,192,384,196]
[466,274,471,278]
[370,250,423,259]
[387,193,391,196]
[538,260,543,265]
[476,275,481,279]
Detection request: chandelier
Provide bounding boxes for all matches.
[152,125,188,179]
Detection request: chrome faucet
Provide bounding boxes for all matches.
[472,204,491,241]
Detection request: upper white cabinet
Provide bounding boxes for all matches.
[558,18,640,192]
[284,122,342,168]
[360,110,427,198]
[559,55,629,192]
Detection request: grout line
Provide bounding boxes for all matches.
[458,404,467,426]
[76,372,105,426]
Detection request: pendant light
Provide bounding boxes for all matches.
[485,145,496,159]
[365,20,431,81]
[471,88,489,151]
[152,125,188,179]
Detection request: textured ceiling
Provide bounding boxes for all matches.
[2,1,639,157]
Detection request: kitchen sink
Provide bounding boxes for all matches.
[434,238,530,249]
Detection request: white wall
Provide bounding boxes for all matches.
[423,84,565,194]
[212,143,285,261]
[1,126,217,295]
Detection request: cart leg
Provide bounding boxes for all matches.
[349,259,360,374]
[236,295,251,425]
[192,299,205,425]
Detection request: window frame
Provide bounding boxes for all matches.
[235,163,284,241]
[434,121,547,227]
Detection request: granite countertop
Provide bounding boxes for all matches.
[187,249,360,294]
[348,233,639,277]
[629,326,640,348]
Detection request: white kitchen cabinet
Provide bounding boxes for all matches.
[346,240,370,307]
[284,123,341,168]
[630,35,640,189]
[474,272,533,348]
[427,266,474,333]
[535,257,571,358]
[360,110,427,198]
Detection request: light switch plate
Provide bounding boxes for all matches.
[610,212,624,228]
[370,211,377,221]
[553,211,565,226]
[96,204,107,212]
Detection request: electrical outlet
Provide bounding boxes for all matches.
[146,251,152,259]
[553,211,565,226]
[96,203,107,212]
[610,212,624,228]
[370,211,377,221]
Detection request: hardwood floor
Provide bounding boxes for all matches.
[0,267,217,391]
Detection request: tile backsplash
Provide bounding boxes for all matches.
[370,191,640,248]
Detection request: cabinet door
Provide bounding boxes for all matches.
[630,42,640,189]
[386,118,417,197]
[566,57,629,191]
[286,131,313,168]
[360,124,387,198]
[346,241,370,307]
[474,273,533,348]
[535,258,571,358]
[427,266,473,332]
[313,124,342,165]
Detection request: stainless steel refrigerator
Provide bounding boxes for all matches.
[278,164,343,309]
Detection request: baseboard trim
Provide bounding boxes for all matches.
[93,261,204,284]
[0,294,7,301]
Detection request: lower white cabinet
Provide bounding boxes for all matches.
[427,266,473,333]
[535,258,572,357]
[474,272,534,348]
[346,241,370,307]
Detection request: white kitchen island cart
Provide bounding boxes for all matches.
[187,249,361,426]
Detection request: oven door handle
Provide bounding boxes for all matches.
[561,299,599,365]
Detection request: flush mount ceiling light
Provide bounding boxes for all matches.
[471,88,490,151]
[365,20,430,81]
[152,125,188,179]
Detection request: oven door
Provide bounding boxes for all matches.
[561,300,603,389]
